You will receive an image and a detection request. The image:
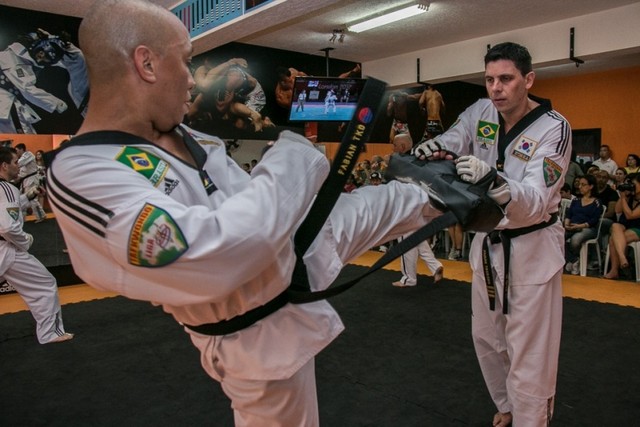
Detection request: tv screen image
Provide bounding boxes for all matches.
[288,77,366,122]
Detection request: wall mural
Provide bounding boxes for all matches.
[187,42,362,141]
[0,5,486,144]
[0,5,86,135]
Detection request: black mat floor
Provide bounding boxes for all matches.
[2,265,640,426]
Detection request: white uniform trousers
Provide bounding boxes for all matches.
[220,358,318,427]
[397,235,442,286]
[2,250,67,344]
[471,268,563,427]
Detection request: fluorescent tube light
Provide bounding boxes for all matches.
[347,5,428,33]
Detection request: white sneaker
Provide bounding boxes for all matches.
[571,261,580,275]
[565,262,573,273]
[447,249,461,260]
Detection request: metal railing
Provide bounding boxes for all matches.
[171,0,275,38]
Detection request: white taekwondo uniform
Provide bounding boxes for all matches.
[47,126,434,426]
[432,97,571,426]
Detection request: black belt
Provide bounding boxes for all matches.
[183,211,460,336]
[184,78,389,337]
[183,291,289,336]
[481,212,558,314]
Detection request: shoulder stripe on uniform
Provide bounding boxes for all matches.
[46,169,113,237]
[48,169,113,223]
[47,196,106,238]
[0,181,17,203]
[547,111,570,157]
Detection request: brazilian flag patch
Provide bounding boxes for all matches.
[476,120,499,145]
[128,204,188,267]
[115,147,169,187]
[543,157,563,187]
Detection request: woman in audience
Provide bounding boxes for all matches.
[624,154,640,174]
[572,176,583,198]
[613,167,628,190]
[564,174,602,275]
[604,173,640,279]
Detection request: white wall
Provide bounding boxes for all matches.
[363,3,640,87]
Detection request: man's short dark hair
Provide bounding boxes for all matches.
[0,146,17,165]
[485,42,533,76]
[14,143,26,151]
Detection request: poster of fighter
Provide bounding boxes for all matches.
[0,5,86,135]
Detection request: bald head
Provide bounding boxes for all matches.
[79,0,185,83]
[392,133,414,154]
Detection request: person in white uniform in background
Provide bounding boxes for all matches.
[391,133,444,287]
[0,146,73,344]
[0,31,71,134]
[14,143,46,222]
[415,42,571,427]
[46,1,438,426]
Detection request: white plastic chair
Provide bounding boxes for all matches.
[604,241,640,282]
[579,205,607,276]
[559,198,572,222]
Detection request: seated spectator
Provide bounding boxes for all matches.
[603,173,640,279]
[371,155,387,175]
[355,160,371,186]
[624,154,640,174]
[594,170,619,220]
[565,150,583,186]
[586,164,600,177]
[564,175,602,275]
[571,176,582,198]
[343,173,358,193]
[368,171,383,186]
[613,167,628,190]
[594,169,619,257]
[560,183,575,201]
[592,144,618,182]
[559,183,575,222]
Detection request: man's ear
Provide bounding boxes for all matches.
[133,45,157,83]
[525,71,535,90]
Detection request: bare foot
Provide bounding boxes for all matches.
[603,271,619,280]
[434,266,444,283]
[493,411,512,427]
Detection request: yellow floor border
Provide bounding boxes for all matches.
[2,251,639,315]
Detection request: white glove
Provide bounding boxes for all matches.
[413,139,444,160]
[26,233,34,250]
[455,155,492,184]
[55,101,68,113]
[488,178,511,206]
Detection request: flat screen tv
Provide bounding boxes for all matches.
[287,76,367,122]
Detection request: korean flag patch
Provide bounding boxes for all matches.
[512,136,537,162]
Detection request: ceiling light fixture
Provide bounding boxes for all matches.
[347,1,429,33]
